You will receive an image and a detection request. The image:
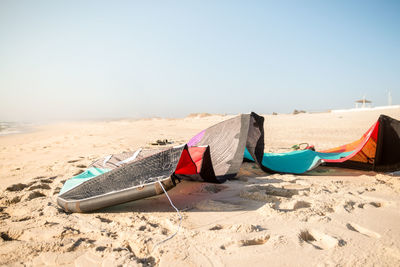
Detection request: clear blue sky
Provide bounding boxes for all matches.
[0,0,399,121]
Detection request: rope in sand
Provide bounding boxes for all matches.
[151,180,182,252]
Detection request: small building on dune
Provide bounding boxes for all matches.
[355,96,372,108]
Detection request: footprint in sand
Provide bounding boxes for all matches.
[61,226,81,238]
[0,232,15,241]
[299,229,345,250]
[369,202,383,208]
[6,177,55,192]
[293,200,312,210]
[1,229,23,241]
[7,196,22,204]
[209,224,223,231]
[66,238,95,252]
[39,177,56,183]
[346,222,381,238]
[195,199,243,211]
[96,216,113,224]
[238,235,270,247]
[0,207,10,220]
[29,183,51,190]
[240,184,305,204]
[263,185,299,198]
[358,201,383,209]
[11,216,32,222]
[76,164,87,169]
[276,200,312,211]
[67,159,81,163]
[221,234,270,249]
[229,224,267,233]
[24,191,46,201]
[6,183,30,192]
[343,201,356,213]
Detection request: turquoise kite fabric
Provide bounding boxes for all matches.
[59,167,110,195]
[244,148,353,174]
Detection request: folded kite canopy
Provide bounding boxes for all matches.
[324,115,400,172]
[58,112,266,212]
[58,145,188,212]
[253,114,400,174]
[57,112,400,212]
[186,112,266,182]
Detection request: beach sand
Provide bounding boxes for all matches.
[1,108,400,266]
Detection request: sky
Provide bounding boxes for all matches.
[0,0,399,121]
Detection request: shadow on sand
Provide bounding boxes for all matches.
[95,163,375,214]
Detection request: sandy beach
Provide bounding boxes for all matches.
[1,108,400,266]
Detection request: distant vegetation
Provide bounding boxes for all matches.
[293,109,307,115]
[186,113,214,118]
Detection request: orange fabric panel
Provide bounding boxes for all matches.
[321,121,379,153]
[320,120,379,163]
[322,139,363,153]
[350,138,377,163]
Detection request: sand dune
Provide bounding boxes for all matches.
[1,108,400,266]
